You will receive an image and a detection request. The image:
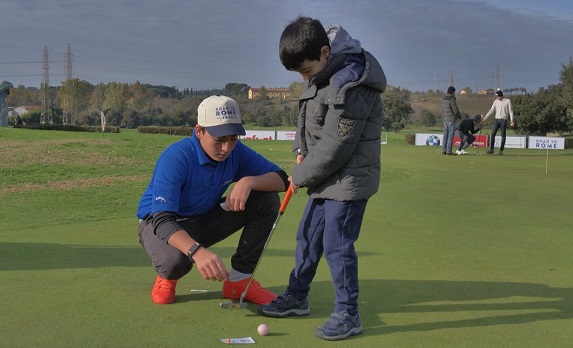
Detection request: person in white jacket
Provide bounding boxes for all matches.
[483,90,514,155]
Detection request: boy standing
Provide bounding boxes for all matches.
[258,17,386,341]
[137,95,289,306]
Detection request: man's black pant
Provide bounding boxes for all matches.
[138,191,279,280]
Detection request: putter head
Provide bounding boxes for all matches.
[220,301,248,310]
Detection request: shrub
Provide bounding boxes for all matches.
[13,124,120,133]
[405,134,415,145]
[137,126,193,136]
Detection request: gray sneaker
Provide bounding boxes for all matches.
[486,149,494,155]
[498,150,503,155]
[314,311,363,341]
[257,294,310,318]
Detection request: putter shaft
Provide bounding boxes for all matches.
[220,186,294,310]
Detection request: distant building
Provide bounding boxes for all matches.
[248,87,291,100]
[0,82,14,127]
[10,105,41,116]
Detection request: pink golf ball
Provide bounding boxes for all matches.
[257,323,269,336]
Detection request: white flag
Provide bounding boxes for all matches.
[100,111,106,132]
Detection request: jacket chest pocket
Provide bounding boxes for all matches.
[305,99,327,127]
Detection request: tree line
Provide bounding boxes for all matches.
[5,81,301,129]
[4,57,573,135]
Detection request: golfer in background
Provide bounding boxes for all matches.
[137,95,289,305]
[441,86,462,155]
[456,114,482,155]
[483,90,514,155]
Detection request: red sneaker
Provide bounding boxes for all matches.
[222,278,277,305]
[151,276,178,304]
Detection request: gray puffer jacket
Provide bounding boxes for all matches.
[292,25,386,201]
[441,93,461,123]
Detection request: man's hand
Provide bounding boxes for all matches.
[167,230,228,281]
[224,177,253,211]
[191,248,228,281]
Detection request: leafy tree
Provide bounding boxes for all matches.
[289,81,304,98]
[513,57,573,135]
[127,81,151,112]
[122,109,140,129]
[419,109,437,127]
[382,87,414,132]
[171,97,199,126]
[7,85,39,106]
[280,104,298,127]
[89,83,107,113]
[103,82,130,112]
[259,86,268,100]
[104,108,125,127]
[560,57,573,131]
[59,78,94,123]
[513,84,567,135]
[224,83,249,96]
[254,105,274,126]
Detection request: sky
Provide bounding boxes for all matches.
[1,0,572,93]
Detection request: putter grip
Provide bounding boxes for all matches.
[279,185,294,214]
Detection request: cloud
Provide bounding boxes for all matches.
[1,0,571,92]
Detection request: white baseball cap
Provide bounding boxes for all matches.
[197,95,246,137]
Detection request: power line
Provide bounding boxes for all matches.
[0,61,65,64]
[40,46,52,124]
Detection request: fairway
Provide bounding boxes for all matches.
[1,127,572,347]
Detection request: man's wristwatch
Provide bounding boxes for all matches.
[187,242,202,260]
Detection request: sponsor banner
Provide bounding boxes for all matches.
[454,134,488,148]
[415,133,443,146]
[528,136,565,150]
[241,130,296,141]
[491,136,527,149]
[277,131,296,141]
[242,130,275,140]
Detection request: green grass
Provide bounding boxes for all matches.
[1,127,572,347]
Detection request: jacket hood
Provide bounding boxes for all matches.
[323,25,386,94]
[326,24,362,56]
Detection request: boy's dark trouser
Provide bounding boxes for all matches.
[489,119,508,151]
[458,133,476,151]
[138,191,279,280]
[285,198,368,315]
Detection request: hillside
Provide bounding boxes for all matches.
[411,93,497,122]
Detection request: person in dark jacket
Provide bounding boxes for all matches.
[258,16,386,341]
[441,86,462,155]
[456,114,483,155]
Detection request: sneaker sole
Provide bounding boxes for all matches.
[258,307,310,318]
[314,326,363,341]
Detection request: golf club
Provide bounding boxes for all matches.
[220,185,294,310]
[476,128,482,156]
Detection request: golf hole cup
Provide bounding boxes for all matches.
[257,323,269,336]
